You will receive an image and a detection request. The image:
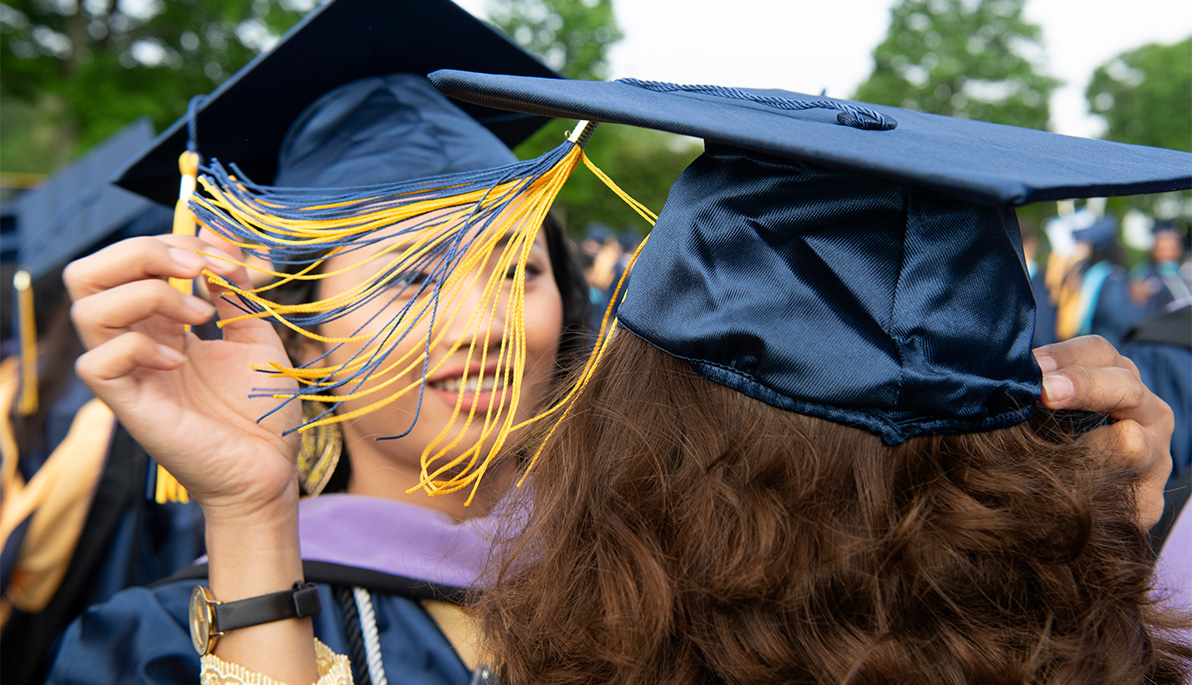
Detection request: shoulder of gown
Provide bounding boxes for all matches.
[49,577,472,685]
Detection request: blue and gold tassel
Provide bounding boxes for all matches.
[185,121,655,504]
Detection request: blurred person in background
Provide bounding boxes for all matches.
[1050,210,1145,347]
[1131,220,1192,314]
[1,120,205,685]
[1022,220,1058,347]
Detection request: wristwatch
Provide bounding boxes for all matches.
[189,581,322,656]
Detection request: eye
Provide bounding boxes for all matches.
[506,263,545,280]
[386,270,430,292]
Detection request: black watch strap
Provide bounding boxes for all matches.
[214,581,322,632]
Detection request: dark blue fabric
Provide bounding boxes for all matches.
[1121,341,1192,479]
[15,119,154,281]
[47,580,470,685]
[617,147,1040,444]
[274,74,517,189]
[113,0,560,206]
[428,71,1192,208]
[1030,266,1057,348]
[1089,267,1144,349]
[2,421,206,685]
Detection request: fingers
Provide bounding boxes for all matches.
[206,274,285,347]
[67,235,260,351]
[1040,364,1146,415]
[1034,335,1174,530]
[72,278,215,349]
[1033,336,1156,424]
[65,234,235,300]
[1033,335,1139,378]
[75,330,186,392]
[1085,420,1172,529]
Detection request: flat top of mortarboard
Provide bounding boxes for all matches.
[16,118,156,281]
[113,0,561,207]
[429,71,1192,207]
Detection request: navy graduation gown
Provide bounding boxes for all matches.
[48,580,470,685]
[2,389,206,685]
[48,494,501,684]
[1087,264,1145,348]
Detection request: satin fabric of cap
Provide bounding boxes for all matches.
[617,146,1042,444]
[274,73,517,188]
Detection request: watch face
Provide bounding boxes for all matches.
[189,586,212,655]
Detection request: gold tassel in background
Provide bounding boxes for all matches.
[13,270,37,417]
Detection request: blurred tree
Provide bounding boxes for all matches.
[1087,37,1191,153]
[1087,37,1192,223]
[487,0,620,80]
[0,0,312,174]
[853,0,1059,129]
[486,0,697,235]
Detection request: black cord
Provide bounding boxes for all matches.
[333,584,371,685]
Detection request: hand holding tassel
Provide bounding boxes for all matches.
[64,234,303,523]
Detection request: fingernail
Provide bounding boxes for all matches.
[1035,354,1057,374]
[157,345,185,364]
[1042,374,1073,401]
[202,248,236,269]
[168,248,204,270]
[184,295,214,315]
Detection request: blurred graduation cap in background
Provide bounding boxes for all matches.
[112,0,560,207]
[16,118,156,284]
[11,118,171,416]
[428,71,1192,451]
[0,204,17,265]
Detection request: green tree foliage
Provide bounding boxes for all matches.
[487,0,620,80]
[1087,37,1192,153]
[487,0,698,235]
[0,0,311,174]
[853,0,1059,129]
[1086,37,1192,221]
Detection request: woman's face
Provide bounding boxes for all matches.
[312,219,565,476]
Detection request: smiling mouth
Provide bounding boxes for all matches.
[427,375,507,394]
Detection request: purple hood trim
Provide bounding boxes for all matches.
[295,494,502,589]
[197,494,507,589]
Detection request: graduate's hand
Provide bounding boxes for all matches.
[1033,335,1174,529]
[66,234,302,522]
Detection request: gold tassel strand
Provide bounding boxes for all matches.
[154,151,200,504]
[14,270,37,416]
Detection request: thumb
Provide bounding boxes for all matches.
[207,270,286,349]
[198,226,276,288]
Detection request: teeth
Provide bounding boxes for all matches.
[430,375,506,394]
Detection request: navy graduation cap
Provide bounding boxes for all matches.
[112,0,559,206]
[431,71,1192,444]
[11,117,171,416]
[15,118,158,283]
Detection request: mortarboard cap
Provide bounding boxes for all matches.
[10,118,171,417]
[430,72,1192,207]
[113,0,559,206]
[15,118,161,282]
[1072,215,1120,250]
[273,73,518,189]
[430,72,1192,443]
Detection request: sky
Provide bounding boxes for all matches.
[458,0,1192,139]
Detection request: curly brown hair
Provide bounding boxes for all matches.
[478,331,1191,684]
